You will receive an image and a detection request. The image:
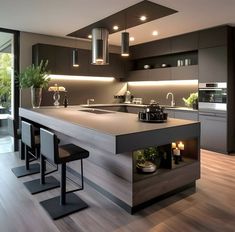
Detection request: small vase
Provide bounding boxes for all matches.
[53,91,60,106]
[31,87,42,108]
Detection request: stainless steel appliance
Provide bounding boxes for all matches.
[198,82,227,111]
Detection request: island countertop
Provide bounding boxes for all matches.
[19,106,200,212]
[19,106,200,154]
[19,106,198,136]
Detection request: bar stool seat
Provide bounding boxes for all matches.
[58,144,89,163]
[39,128,89,220]
[11,121,40,178]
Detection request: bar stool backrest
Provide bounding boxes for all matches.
[7,116,16,138]
[21,121,34,148]
[40,128,59,164]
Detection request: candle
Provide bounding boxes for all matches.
[171,142,176,149]
[173,148,180,156]
[178,141,184,150]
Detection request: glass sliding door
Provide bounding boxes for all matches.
[0,28,19,153]
[0,32,13,116]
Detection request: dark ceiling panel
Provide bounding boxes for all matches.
[68,0,177,39]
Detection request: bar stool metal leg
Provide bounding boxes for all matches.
[60,163,66,205]
[40,155,46,185]
[23,155,60,194]
[40,162,88,220]
[20,140,25,160]
[11,146,40,178]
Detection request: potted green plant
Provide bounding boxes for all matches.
[18,60,50,108]
[134,147,163,173]
[182,92,198,109]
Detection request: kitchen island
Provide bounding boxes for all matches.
[19,106,200,213]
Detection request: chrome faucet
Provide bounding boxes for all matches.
[166,92,175,107]
[87,98,94,106]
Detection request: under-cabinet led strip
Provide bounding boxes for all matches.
[49,75,115,82]
[128,80,198,86]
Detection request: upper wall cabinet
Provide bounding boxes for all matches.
[127,70,149,81]
[171,65,198,80]
[171,32,199,53]
[199,46,227,82]
[32,43,128,79]
[130,39,171,59]
[199,26,228,49]
[33,44,57,71]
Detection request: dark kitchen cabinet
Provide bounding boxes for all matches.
[32,43,127,79]
[164,109,175,118]
[199,112,227,153]
[171,65,198,80]
[171,32,198,53]
[164,109,198,120]
[33,44,56,71]
[199,46,227,82]
[129,64,198,81]
[199,26,228,49]
[174,110,198,121]
[128,70,149,81]
[71,49,89,76]
[54,46,71,75]
[130,38,171,59]
[149,67,171,81]
[126,106,141,114]
[87,53,127,78]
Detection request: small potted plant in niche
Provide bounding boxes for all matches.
[135,147,162,173]
[182,92,198,109]
[18,60,50,108]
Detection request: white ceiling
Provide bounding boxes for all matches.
[0,0,235,45]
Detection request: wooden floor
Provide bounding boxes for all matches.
[0,150,234,232]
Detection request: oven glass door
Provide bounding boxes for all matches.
[199,88,227,103]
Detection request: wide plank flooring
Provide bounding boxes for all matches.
[0,149,234,232]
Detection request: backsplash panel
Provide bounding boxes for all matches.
[128,83,198,107]
[42,79,127,106]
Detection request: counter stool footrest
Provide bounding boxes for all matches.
[23,176,60,194]
[40,192,88,220]
[11,163,40,178]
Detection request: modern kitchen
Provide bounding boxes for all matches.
[0,1,234,232]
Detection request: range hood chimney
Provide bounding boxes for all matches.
[92,28,109,65]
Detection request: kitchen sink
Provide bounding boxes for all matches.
[78,109,114,114]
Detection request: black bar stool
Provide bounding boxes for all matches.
[7,116,25,160]
[23,141,60,194]
[11,121,40,177]
[39,128,89,220]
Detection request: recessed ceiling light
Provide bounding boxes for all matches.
[88,34,92,39]
[140,15,147,21]
[152,30,159,36]
[113,25,119,30]
[130,37,135,41]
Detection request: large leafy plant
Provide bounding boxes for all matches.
[182,92,198,107]
[18,60,50,88]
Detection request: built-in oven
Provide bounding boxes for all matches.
[198,82,227,111]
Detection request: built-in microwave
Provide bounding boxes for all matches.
[198,82,227,111]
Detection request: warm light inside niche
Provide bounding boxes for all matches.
[49,75,115,82]
[128,80,198,86]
